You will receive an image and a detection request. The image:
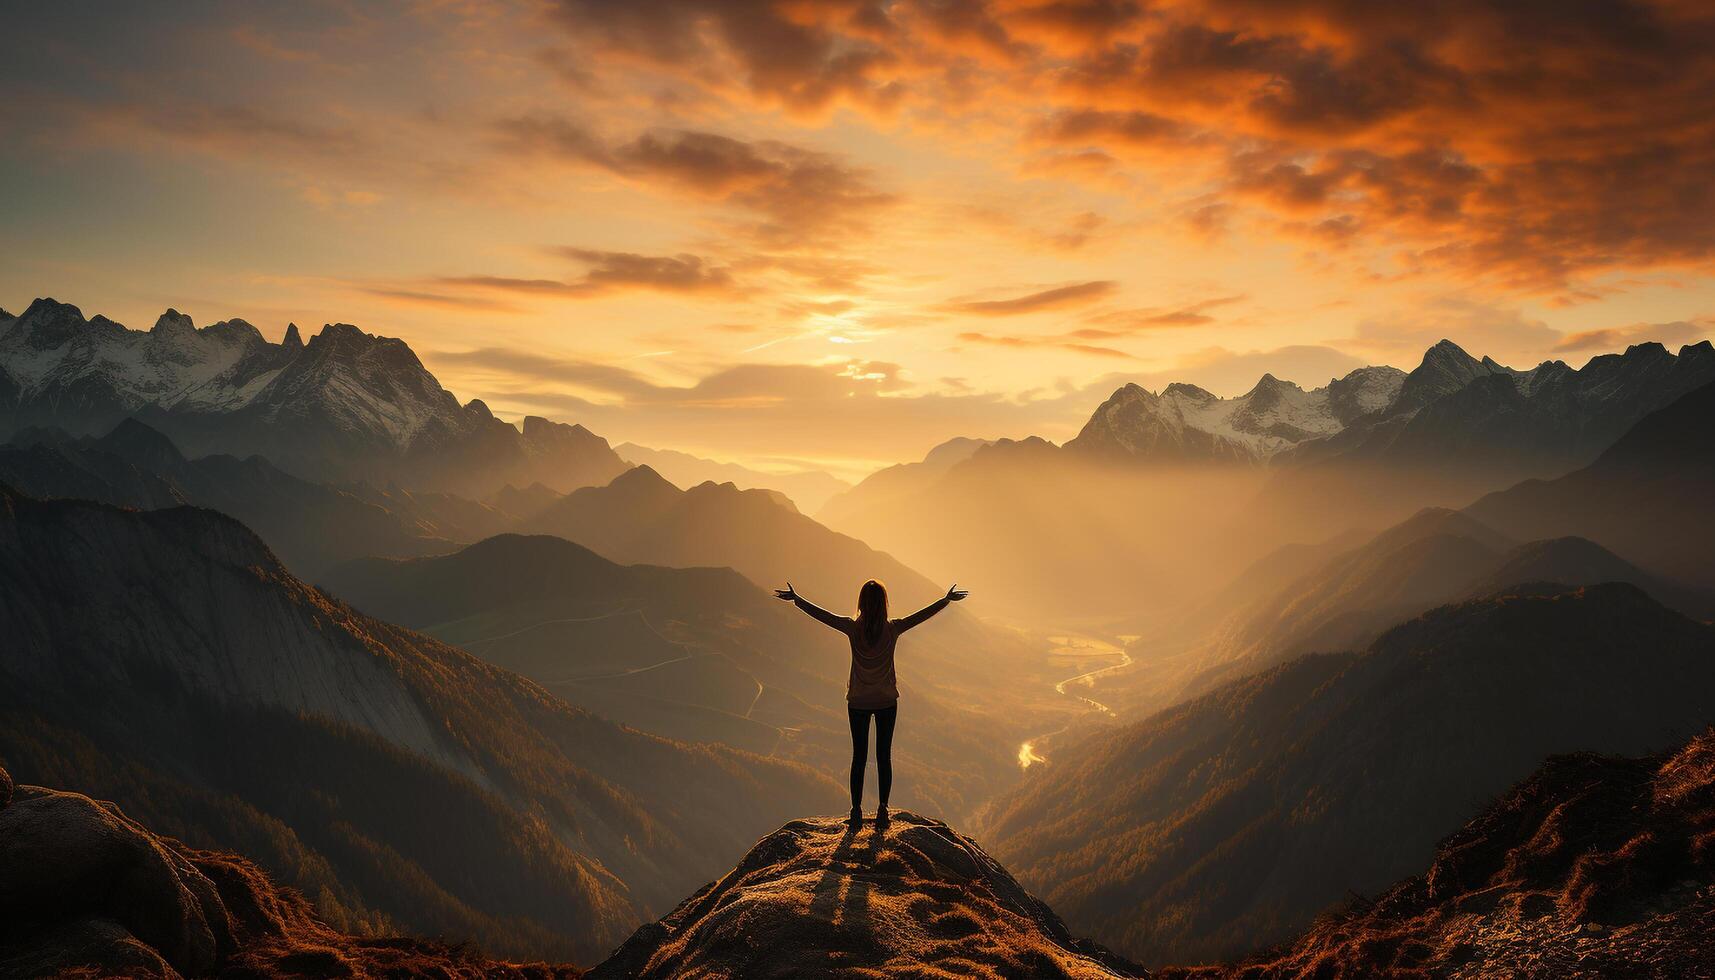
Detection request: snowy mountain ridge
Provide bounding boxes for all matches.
[0,298,629,494]
[1068,337,1715,466]
[1067,365,1407,462]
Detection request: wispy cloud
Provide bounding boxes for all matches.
[1552,319,1710,354]
[957,331,1134,359]
[432,249,744,301]
[494,120,896,248]
[937,280,1118,316]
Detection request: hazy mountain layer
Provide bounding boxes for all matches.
[1132,508,1715,712]
[815,435,988,530]
[987,585,1715,965]
[0,486,842,961]
[615,441,850,513]
[820,340,1714,618]
[520,464,943,603]
[1469,378,1715,589]
[0,418,483,575]
[320,533,1032,822]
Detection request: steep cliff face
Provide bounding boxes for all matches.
[590,811,1144,980]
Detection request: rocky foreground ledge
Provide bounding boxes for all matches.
[0,762,577,979]
[12,731,1714,979]
[589,810,1143,980]
[0,755,1137,979]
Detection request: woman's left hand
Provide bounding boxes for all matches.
[773,582,799,602]
[945,583,969,602]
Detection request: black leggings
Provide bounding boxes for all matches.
[847,705,897,810]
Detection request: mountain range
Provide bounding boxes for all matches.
[985,585,1715,965]
[819,343,1715,616]
[0,299,628,495]
[0,418,486,575]
[1064,339,1715,475]
[320,532,1033,821]
[1133,508,1715,711]
[615,441,851,513]
[520,463,942,605]
[1065,367,1406,463]
[5,291,1714,975]
[1469,375,1715,590]
[0,485,843,961]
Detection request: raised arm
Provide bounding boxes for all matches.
[773,582,852,634]
[895,583,969,632]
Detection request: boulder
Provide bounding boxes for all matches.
[0,785,227,975]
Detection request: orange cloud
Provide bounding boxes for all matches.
[938,280,1118,315]
[529,0,1715,292]
[958,331,1134,358]
[495,119,896,247]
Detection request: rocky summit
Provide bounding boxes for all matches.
[590,811,1143,980]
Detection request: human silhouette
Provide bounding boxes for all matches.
[774,578,968,827]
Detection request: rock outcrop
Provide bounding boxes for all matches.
[0,761,579,979]
[590,811,1143,979]
[1165,729,1715,978]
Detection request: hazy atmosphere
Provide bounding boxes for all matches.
[4,3,1715,979]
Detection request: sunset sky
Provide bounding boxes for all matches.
[5,0,1714,476]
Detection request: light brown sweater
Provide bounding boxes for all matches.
[795,595,949,709]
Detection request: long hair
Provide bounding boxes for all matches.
[856,579,888,646]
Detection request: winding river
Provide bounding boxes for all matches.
[1016,634,1133,769]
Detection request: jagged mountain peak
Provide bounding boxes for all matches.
[1245,372,1299,394]
[1423,337,1476,363]
[1623,340,1671,359]
[1163,381,1218,401]
[304,322,421,365]
[203,318,266,346]
[590,812,1139,979]
[522,414,595,439]
[1071,369,1395,463]
[17,296,84,322]
[150,308,196,337]
[0,295,628,495]
[7,297,117,351]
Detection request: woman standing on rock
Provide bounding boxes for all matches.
[774,578,968,827]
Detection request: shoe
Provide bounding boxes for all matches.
[847,807,863,827]
[875,805,890,827]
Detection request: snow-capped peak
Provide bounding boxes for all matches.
[1068,364,1407,463]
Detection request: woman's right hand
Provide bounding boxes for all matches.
[773,582,799,602]
[945,583,969,602]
